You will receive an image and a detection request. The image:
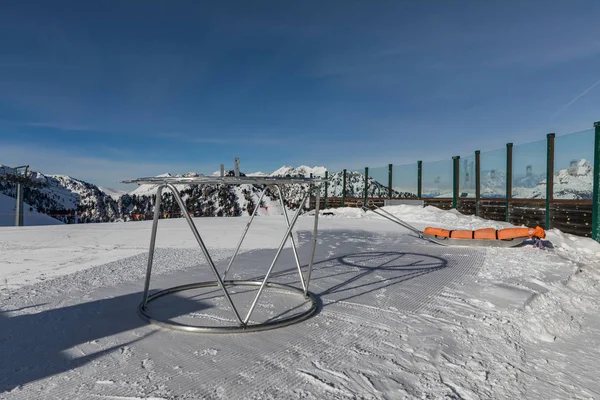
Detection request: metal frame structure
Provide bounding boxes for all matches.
[122,175,323,333]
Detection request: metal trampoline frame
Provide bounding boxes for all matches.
[122,175,323,333]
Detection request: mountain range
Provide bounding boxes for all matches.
[0,159,595,225]
[0,165,403,224]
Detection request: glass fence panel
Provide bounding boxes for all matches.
[422,159,453,198]
[553,129,594,200]
[512,139,546,199]
[368,166,390,197]
[339,169,364,198]
[459,154,476,198]
[324,170,345,197]
[392,163,418,198]
[480,148,506,198]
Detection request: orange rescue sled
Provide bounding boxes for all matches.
[423,226,545,247]
[359,201,545,248]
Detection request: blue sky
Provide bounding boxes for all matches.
[1,0,600,190]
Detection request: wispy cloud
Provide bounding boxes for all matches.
[551,78,600,121]
[19,121,97,132]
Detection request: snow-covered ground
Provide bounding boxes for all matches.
[0,193,62,227]
[1,205,600,399]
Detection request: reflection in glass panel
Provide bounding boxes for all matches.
[459,154,476,198]
[512,139,546,199]
[392,163,418,198]
[422,159,453,198]
[553,129,594,199]
[480,148,506,198]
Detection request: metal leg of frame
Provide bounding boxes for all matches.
[365,204,423,238]
[165,183,244,326]
[305,184,321,294]
[274,184,306,293]
[243,189,312,324]
[142,184,165,309]
[222,188,267,281]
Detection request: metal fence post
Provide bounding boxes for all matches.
[417,161,422,199]
[342,169,347,207]
[15,182,24,226]
[364,167,369,205]
[388,163,393,199]
[324,170,328,209]
[475,150,481,217]
[506,143,513,223]
[592,122,600,242]
[546,133,555,229]
[452,156,460,209]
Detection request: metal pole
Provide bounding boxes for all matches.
[273,184,306,293]
[305,184,321,294]
[506,143,513,223]
[364,167,369,206]
[324,170,328,209]
[243,189,312,324]
[452,156,460,209]
[417,161,422,199]
[592,121,600,242]
[220,164,225,177]
[222,188,267,280]
[141,185,164,308]
[546,133,555,229]
[342,169,347,207]
[15,182,24,227]
[166,183,244,325]
[388,164,393,199]
[234,158,240,177]
[475,150,481,217]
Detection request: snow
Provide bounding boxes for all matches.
[270,165,328,177]
[0,192,62,227]
[98,186,127,198]
[1,205,600,399]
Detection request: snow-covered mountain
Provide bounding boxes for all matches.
[325,170,416,198]
[0,164,118,223]
[269,165,327,178]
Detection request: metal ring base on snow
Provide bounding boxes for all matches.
[138,280,319,333]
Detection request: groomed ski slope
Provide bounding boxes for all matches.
[1,205,599,399]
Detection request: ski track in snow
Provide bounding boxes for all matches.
[1,207,600,399]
